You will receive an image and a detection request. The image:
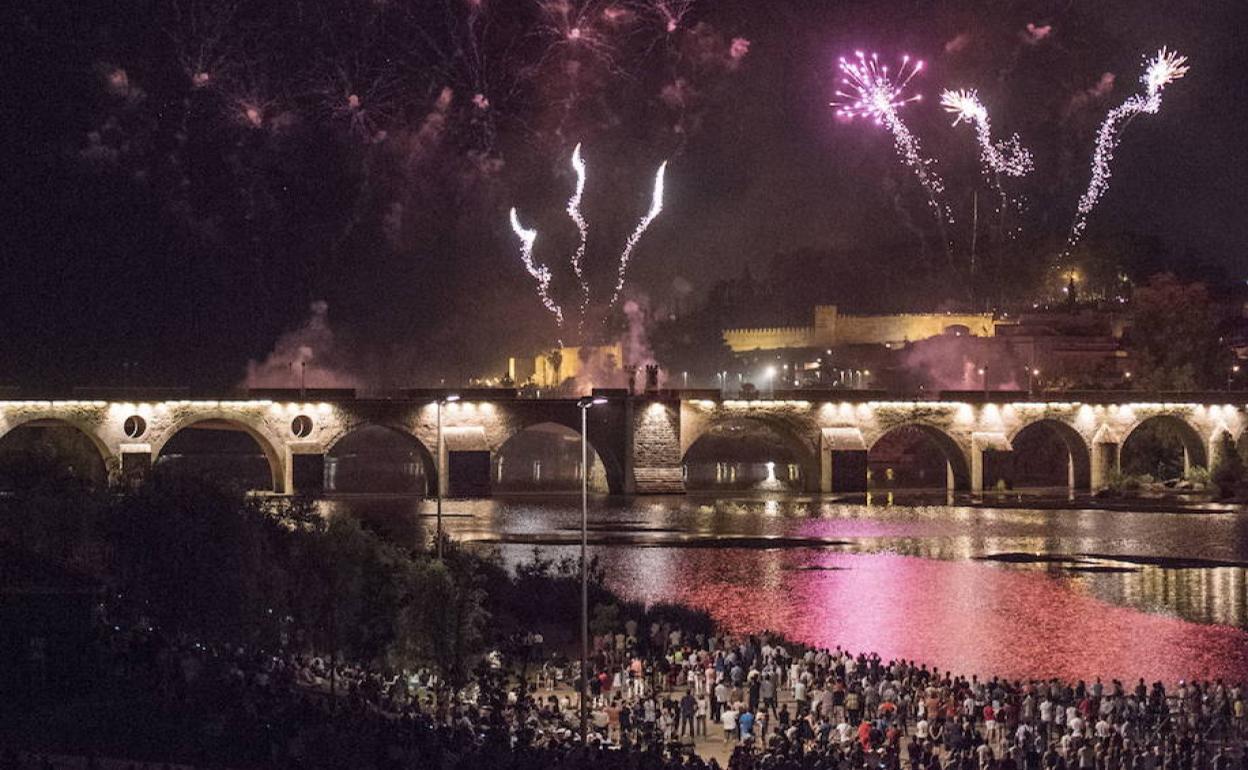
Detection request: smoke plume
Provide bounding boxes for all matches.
[243,301,364,390]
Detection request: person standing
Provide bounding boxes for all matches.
[723,702,740,744]
[680,690,697,737]
[715,677,729,723]
[740,707,756,743]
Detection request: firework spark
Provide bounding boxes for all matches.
[609,159,668,308]
[648,0,696,34]
[940,89,1033,178]
[833,51,951,260]
[1066,47,1189,253]
[508,208,565,331]
[567,143,590,316]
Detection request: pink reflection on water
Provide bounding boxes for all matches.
[607,548,1248,684]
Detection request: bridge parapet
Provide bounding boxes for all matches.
[1,393,1245,496]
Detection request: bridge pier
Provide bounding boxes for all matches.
[1089,424,1119,491]
[820,428,868,493]
[631,398,684,494]
[970,432,1013,493]
[290,450,324,495]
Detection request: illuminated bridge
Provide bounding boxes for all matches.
[0,389,1243,495]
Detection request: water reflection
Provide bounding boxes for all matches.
[319,494,1248,681]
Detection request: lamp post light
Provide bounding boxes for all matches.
[576,394,608,743]
[435,393,459,560]
[1229,365,1241,390]
[764,366,777,398]
[1028,368,1040,396]
[978,366,988,398]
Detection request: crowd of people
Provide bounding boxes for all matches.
[7,612,1248,770]
[565,621,1248,770]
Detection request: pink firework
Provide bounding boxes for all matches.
[832,51,925,123]
[832,51,952,260]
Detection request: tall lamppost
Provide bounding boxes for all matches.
[435,393,459,560]
[576,394,607,742]
[764,366,777,398]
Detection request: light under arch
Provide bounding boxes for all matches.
[1120,414,1208,479]
[323,422,437,495]
[682,415,820,492]
[494,420,622,494]
[867,422,972,491]
[1009,418,1093,491]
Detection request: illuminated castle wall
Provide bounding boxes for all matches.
[530,343,624,388]
[722,305,996,352]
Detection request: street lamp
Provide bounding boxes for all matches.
[1028,368,1040,396]
[576,394,607,743]
[435,393,459,560]
[1230,365,1241,390]
[764,365,777,397]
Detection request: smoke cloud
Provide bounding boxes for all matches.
[899,334,1022,391]
[243,301,364,390]
[1021,23,1053,45]
[1065,72,1116,117]
[566,298,665,394]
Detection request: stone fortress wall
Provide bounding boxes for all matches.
[723,305,997,352]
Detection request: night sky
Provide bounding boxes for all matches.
[5,1,1247,390]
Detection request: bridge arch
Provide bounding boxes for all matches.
[1009,418,1093,491]
[323,423,436,495]
[682,415,820,491]
[868,423,971,491]
[0,416,112,490]
[1121,414,1208,480]
[493,421,619,493]
[152,415,285,493]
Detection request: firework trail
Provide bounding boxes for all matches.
[508,208,566,334]
[648,0,696,34]
[609,159,668,309]
[940,89,1033,179]
[941,88,1032,244]
[1066,47,1189,254]
[567,143,590,317]
[833,51,952,264]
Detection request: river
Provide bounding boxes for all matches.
[322,494,1248,684]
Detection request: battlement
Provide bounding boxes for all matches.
[722,306,995,352]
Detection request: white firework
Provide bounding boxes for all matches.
[940,89,1033,178]
[508,208,565,330]
[1066,47,1189,254]
[609,160,668,309]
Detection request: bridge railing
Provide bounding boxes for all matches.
[0,386,1240,405]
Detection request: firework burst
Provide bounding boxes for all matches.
[1066,47,1189,254]
[833,51,952,261]
[940,89,1033,179]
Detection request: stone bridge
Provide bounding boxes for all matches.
[0,389,1243,495]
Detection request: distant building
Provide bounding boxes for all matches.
[722,305,996,353]
[479,344,621,389]
[719,305,1130,392]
